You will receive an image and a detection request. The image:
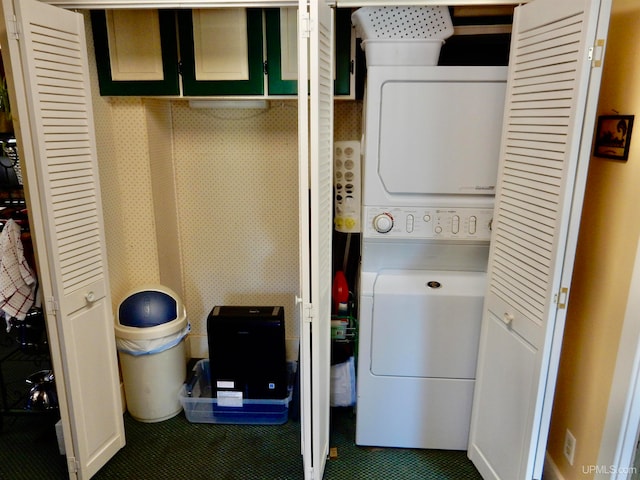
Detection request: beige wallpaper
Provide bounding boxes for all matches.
[86,13,161,308]
[145,99,184,298]
[171,101,301,341]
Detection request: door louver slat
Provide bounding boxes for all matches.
[12,2,125,475]
[489,11,585,325]
[469,1,603,478]
[29,26,104,295]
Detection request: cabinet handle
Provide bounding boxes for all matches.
[502,312,514,327]
[85,291,96,303]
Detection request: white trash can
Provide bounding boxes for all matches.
[114,285,190,423]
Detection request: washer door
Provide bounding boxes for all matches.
[371,270,485,379]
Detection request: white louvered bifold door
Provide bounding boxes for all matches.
[298,0,334,478]
[0,0,125,477]
[468,0,610,479]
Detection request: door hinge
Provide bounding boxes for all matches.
[589,39,605,67]
[47,296,59,315]
[556,287,569,309]
[263,61,268,75]
[300,12,311,38]
[67,457,79,473]
[10,15,19,40]
[303,302,313,323]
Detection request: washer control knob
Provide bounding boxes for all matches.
[373,213,394,233]
[406,214,414,233]
[469,216,477,234]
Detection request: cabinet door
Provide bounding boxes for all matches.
[265,8,297,95]
[178,8,264,96]
[334,8,354,96]
[266,8,354,97]
[91,9,179,96]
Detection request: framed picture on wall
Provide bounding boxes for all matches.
[593,115,635,160]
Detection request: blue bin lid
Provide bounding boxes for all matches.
[118,290,179,328]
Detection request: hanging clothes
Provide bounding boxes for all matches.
[0,218,36,329]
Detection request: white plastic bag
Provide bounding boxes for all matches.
[330,356,356,407]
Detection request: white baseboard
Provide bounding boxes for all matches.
[544,452,565,480]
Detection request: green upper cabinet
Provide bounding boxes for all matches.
[91,8,263,97]
[177,9,265,96]
[265,8,355,97]
[91,9,180,96]
[91,8,356,98]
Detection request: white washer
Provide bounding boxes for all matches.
[356,65,507,450]
[356,207,492,450]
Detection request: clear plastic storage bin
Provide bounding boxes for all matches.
[179,359,293,425]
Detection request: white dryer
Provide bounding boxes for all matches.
[356,65,507,449]
[362,66,507,208]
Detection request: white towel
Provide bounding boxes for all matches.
[0,219,36,327]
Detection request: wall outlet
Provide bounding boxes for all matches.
[564,429,577,466]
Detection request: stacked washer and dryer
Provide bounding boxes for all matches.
[353,7,508,450]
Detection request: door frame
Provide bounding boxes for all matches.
[596,234,640,478]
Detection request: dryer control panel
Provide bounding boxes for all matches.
[364,206,493,241]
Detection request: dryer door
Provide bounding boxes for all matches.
[371,270,485,379]
[362,67,507,205]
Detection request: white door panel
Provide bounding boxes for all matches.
[299,0,333,478]
[471,313,539,479]
[0,0,125,478]
[469,0,611,478]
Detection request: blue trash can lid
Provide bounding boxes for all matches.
[118,286,182,328]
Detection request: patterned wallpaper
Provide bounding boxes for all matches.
[171,101,301,340]
[85,11,363,354]
[86,14,161,307]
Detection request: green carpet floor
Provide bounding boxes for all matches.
[0,331,482,479]
[0,407,482,479]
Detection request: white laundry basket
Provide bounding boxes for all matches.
[352,7,454,66]
[351,6,454,41]
[361,39,444,66]
[114,285,190,423]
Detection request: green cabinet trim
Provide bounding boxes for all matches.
[90,10,180,96]
[178,9,264,96]
[265,8,354,97]
[91,8,355,98]
[265,9,296,96]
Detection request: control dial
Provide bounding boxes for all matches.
[372,213,394,233]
